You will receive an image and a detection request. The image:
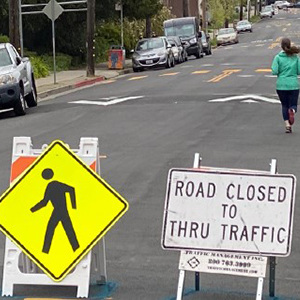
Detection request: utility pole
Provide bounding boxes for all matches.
[183,0,190,17]
[9,0,20,52]
[87,0,95,77]
[201,0,207,33]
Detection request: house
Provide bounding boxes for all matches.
[162,0,200,18]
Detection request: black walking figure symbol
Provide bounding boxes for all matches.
[30,168,80,254]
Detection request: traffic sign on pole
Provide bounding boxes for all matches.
[0,140,128,282]
[162,168,296,256]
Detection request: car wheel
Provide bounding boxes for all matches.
[171,56,175,67]
[195,47,201,59]
[166,57,171,68]
[25,74,38,107]
[14,89,26,116]
[133,67,139,72]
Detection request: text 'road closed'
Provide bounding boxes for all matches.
[162,168,296,256]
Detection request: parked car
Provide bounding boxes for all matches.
[216,28,238,46]
[295,1,300,7]
[0,43,37,116]
[200,31,212,55]
[163,17,204,59]
[236,20,253,33]
[274,0,292,8]
[274,1,284,8]
[260,6,273,18]
[167,36,188,63]
[131,37,175,72]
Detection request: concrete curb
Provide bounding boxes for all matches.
[74,76,106,88]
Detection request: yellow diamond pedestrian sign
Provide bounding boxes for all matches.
[0,140,129,281]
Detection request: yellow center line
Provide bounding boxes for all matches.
[159,72,179,76]
[192,70,211,74]
[256,69,272,73]
[268,43,279,49]
[275,37,282,42]
[208,69,241,83]
[128,75,148,81]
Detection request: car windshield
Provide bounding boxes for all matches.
[218,28,235,35]
[165,24,195,37]
[237,21,249,26]
[0,48,12,67]
[136,38,165,51]
[263,6,272,11]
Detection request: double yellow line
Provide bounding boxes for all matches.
[208,69,241,83]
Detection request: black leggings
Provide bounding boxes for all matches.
[277,89,299,121]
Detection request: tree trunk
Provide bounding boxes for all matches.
[146,16,152,38]
[239,0,243,20]
[183,0,190,17]
[224,19,229,28]
[9,0,20,52]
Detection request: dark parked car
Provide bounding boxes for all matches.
[201,31,212,55]
[163,17,204,59]
[131,37,175,72]
[295,1,300,7]
[167,36,188,63]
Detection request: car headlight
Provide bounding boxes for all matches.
[189,38,197,44]
[132,54,140,59]
[202,42,208,47]
[0,74,17,85]
[157,51,166,56]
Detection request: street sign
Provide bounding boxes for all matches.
[162,168,296,256]
[43,0,64,21]
[0,140,129,281]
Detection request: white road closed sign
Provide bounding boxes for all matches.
[162,168,296,256]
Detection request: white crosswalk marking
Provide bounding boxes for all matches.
[209,94,280,104]
[69,96,145,106]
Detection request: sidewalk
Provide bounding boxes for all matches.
[36,60,132,99]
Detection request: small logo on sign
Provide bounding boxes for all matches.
[188,256,200,269]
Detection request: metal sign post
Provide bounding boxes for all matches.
[19,0,87,84]
[115,1,124,48]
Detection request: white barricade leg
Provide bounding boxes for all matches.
[176,270,185,300]
[256,277,264,300]
[93,238,107,284]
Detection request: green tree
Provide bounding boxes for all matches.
[123,0,162,37]
[0,0,9,36]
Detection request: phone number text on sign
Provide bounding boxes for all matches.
[162,168,296,256]
[179,251,267,278]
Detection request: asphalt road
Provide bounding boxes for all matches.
[0,9,300,300]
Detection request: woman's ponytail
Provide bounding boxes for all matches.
[281,38,300,56]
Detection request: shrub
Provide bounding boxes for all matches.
[41,53,72,72]
[29,56,49,79]
[0,35,9,43]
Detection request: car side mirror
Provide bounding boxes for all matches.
[130,49,134,53]
[167,44,172,49]
[16,56,22,65]
[198,32,202,38]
